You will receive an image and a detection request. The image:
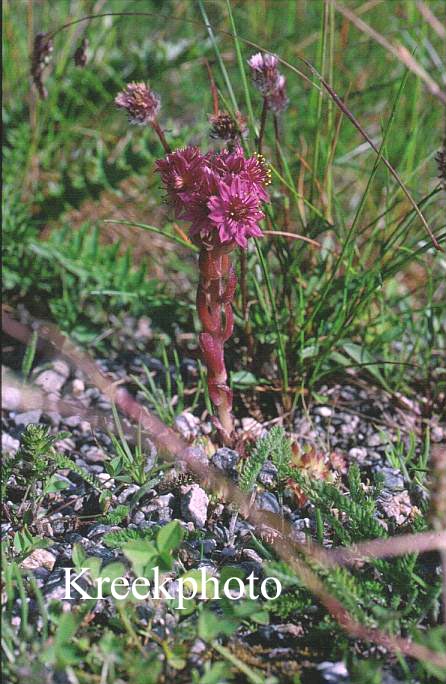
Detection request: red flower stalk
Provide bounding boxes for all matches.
[156,145,270,440]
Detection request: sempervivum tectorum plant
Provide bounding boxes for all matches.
[156,145,271,441]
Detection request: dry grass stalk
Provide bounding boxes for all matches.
[331,0,446,105]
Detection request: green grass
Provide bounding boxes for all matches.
[3,0,445,402]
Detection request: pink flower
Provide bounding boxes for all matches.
[156,146,269,249]
[247,52,288,113]
[247,52,280,96]
[207,177,264,249]
[208,146,271,201]
[115,82,161,125]
[183,168,220,240]
[156,147,205,216]
[239,153,271,201]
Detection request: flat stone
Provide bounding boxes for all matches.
[14,410,42,426]
[35,370,66,393]
[256,491,280,514]
[379,467,405,492]
[21,548,57,572]
[180,484,209,528]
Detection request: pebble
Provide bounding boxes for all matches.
[156,494,175,508]
[2,386,22,410]
[118,485,140,504]
[180,485,209,528]
[348,447,368,463]
[52,360,70,378]
[64,415,82,428]
[174,412,200,441]
[367,433,382,447]
[72,379,85,396]
[132,511,146,525]
[241,417,267,438]
[431,425,444,443]
[201,538,217,555]
[258,460,278,486]
[212,448,240,476]
[158,508,172,524]
[21,549,57,572]
[378,490,413,525]
[83,446,106,463]
[256,492,281,514]
[314,406,332,418]
[35,370,67,394]
[2,433,20,455]
[14,410,42,426]
[316,661,349,682]
[378,467,405,492]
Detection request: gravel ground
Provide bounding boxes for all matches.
[2,324,445,683]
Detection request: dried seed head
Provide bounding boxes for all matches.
[74,38,89,68]
[209,111,247,141]
[247,51,289,113]
[435,144,446,189]
[115,82,161,125]
[31,32,54,99]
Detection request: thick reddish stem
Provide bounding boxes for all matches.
[197,244,236,440]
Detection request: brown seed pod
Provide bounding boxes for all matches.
[74,38,89,68]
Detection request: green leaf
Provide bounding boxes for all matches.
[200,661,233,684]
[230,370,259,387]
[21,330,38,379]
[198,609,238,642]
[84,556,102,582]
[156,520,183,556]
[165,643,187,670]
[44,475,71,493]
[55,613,79,648]
[72,543,87,570]
[100,562,126,584]
[219,565,246,589]
[123,540,158,576]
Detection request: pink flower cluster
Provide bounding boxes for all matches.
[247,52,288,113]
[156,146,271,249]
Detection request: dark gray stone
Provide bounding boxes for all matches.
[256,492,280,514]
[212,448,240,474]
